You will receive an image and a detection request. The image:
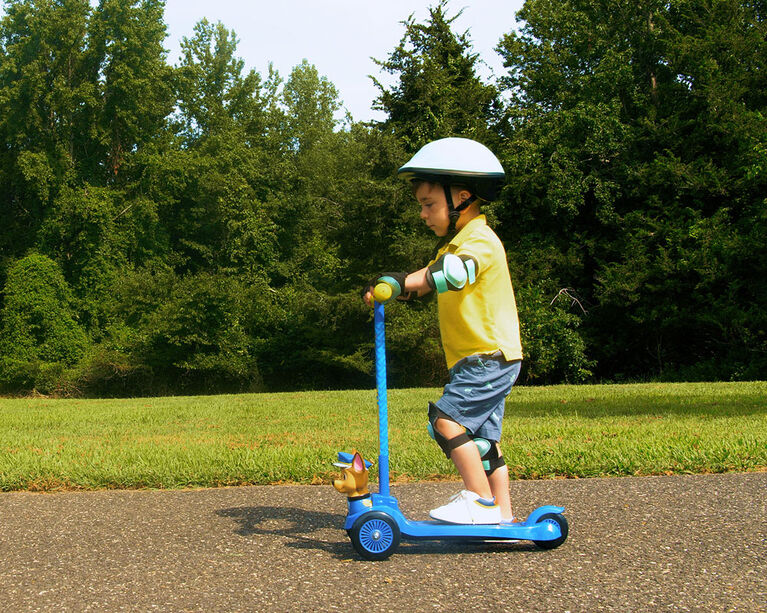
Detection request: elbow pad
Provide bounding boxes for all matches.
[426,253,479,293]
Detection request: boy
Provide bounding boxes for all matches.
[363,137,523,525]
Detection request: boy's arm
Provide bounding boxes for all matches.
[404,267,433,297]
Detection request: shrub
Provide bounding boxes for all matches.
[114,269,262,393]
[516,284,594,384]
[0,254,88,365]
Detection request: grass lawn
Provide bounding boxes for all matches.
[0,381,764,491]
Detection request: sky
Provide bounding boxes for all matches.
[162,1,526,122]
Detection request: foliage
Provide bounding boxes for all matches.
[0,1,764,395]
[496,0,767,381]
[372,0,502,151]
[0,254,87,391]
[516,284,594,384]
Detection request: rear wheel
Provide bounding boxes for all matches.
[532,513,569,550]
[349,512,400,561]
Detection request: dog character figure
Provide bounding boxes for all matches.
[333,451,370,499]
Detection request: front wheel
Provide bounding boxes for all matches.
[350,512,401,561]
[532,512,569,550]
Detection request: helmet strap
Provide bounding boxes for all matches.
[443,185,458,221]
[443,184,477,231]
[455,194,478,213]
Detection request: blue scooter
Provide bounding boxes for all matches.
[335,286,569,560]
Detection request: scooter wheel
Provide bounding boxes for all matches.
[532,512,569,550]
[350,512,401,561]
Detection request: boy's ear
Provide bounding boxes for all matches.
[458,188,473,203]
[352,451,365,472]
[458,190,479,211]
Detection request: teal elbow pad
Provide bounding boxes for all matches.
[426,253,479,293]
[461,255,477,285]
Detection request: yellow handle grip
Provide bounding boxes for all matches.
[373,282,393,303]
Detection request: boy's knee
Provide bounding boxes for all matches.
[434,416,464,439]
[427,402,471,458]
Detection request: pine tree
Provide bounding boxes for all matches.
[372,0,502,151]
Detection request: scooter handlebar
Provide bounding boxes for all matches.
[373,282,393,304]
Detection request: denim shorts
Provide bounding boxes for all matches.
[434,354,521,442]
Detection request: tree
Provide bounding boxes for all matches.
[0,0,95,259]
[272,60,343,286]
[88,0,173,182]
[372,0,502,151]
[282,59,340,153]
[112,268,260,392]
[167,19,278,276]
[174,18,266,143]
[497,0,767,379]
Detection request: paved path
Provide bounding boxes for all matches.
[1,473,764,612]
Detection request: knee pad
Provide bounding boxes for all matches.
[481,443,506,476]
[427,402,471,458]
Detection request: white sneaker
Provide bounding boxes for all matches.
[429,490,501,524]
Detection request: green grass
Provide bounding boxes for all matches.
[0,381,764,491]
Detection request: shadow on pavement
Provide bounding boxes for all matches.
[217,505,351,557]
[217,505,541,560]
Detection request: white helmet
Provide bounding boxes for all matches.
[397,137,505,202]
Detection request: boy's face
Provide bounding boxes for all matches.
[415,182,451,237]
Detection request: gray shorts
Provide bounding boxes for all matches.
[434,354,521,442]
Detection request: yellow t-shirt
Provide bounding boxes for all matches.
[428,215,523,369]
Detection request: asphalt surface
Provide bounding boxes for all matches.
[1,473,764,612]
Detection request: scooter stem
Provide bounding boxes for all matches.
[374,301,390,497]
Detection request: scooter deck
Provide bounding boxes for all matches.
[397,517,559,541]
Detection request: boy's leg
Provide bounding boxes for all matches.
[487,444,513,520]
[434,416,493,500]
